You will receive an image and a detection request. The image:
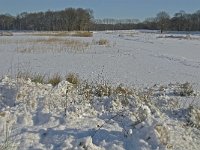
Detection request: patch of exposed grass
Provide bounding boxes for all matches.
[97,39,109,46]
[16,72,46,84]
[16,71,32,80]
[17,37,90,53]
[29,31,93,37]
[0,112,6,117]
[0,32,13,36]
[95,83,112,97]
[72,31,93,37]
[66,73,80,86]
[31,73,45,84]
[174,82,194,96]
[48,73,62,86]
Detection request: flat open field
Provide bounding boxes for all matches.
[1,30,200,88]
[0,30,200,150]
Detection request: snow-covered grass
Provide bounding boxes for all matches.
[1,30,200,89]
[1,30,200,149]
[0,75,200,150]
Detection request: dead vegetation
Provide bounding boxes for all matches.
[47,73,62,87]
[29,31,93,37]
[66,73,80,86]
[0,32,13,36]
[157,34,200,40]
[1,72,200,149]
[96,39,110,46]
[16,37,90,53]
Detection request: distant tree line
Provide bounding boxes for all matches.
[143,10,200,33]
[1,9,200,32]
[92,10,200,32]
[0,8,93,31]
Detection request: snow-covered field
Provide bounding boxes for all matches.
[0,30,200,149]
[0,30,200,88]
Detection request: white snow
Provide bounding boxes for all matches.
[0,30,200,89]
[0,76,200,149]
[0,30,200,149]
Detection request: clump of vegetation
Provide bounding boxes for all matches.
[174,82,194,96]
[16,71,32,80]
[72,31,93,37]
[66,73,80,86]
[0,32,13,36]
[48,73,62,86]
[187,106,200,129]
[97,39,109,46]
[30,31,93,37]
[95,83,112,97]
[16,71,46,84]
[0,112,6,117]
[154,124,170,146]
[31,73,46,84]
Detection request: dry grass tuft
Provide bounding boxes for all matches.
[31,73,46,84]
[48,73,62,86]
[174,82,194,96]
[95,83,112,97]
[187,106,200,128]
[0,112,6,117]
[66,73,80,85]
[16,71,32,80]
[97,39,109,46]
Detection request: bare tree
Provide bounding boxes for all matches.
[156,11,170,33]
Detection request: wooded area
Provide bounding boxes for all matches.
[0,8,93,31]
[0,8,200,32]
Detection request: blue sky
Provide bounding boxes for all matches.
[0,0,200,21]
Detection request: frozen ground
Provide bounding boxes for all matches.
[0,76,200,150]
[0,30,200,150]
[0,30,200,89]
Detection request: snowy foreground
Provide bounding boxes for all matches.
[0,76,200,150]
[1,30,200,149]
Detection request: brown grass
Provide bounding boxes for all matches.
[48,73,62,86]
[0,32,13,36]
[0,112,6,117]
[66,73,80,85]
[97,39,109,46]
[17,37,90,53]
[29,31,93,37]
[72,31,93,37]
